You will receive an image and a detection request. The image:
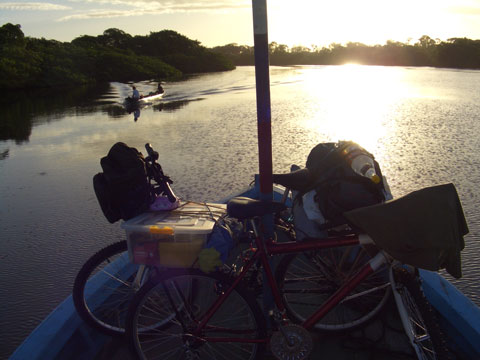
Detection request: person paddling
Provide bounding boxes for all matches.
[132,86,140,100]
[157,82,164,94]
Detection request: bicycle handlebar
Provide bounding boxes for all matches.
[144,143,178,203]
[145,143,159,162]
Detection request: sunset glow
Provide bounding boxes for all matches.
[0,0,479,47]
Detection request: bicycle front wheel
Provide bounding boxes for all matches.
[393,268,451,360]
[126,269,267,360]
[276,246,391,332]
[73,240,151,336]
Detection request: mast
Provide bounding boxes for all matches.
[252,0,275,316]
[252,0,273,203]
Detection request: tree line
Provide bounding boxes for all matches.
[2,23,479,91]
[212,35,480,69]
[0,24,235,90]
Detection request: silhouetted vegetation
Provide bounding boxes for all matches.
[0,24,235,90]
[0,82,111,143]
[212,36,480,69]
[3,23,479,90]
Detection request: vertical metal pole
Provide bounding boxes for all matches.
[252,0,275,321]
[252,0,273,203]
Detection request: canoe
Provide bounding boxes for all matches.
[10,179,480,360]
[124,90,165,109]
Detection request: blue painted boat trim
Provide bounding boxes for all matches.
[420,269,480,358]
[9,295,107,360]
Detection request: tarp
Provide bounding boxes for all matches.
[344,183,468,278]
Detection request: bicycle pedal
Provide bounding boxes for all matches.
[270,324,313,360]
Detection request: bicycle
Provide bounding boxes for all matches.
[73,145,386,339]
[124,185,451,360]
[73,143,179,336]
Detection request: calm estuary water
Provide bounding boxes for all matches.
[1,65,480,358]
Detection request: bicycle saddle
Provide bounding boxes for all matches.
[227,197,286,220]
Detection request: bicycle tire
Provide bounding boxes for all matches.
[126,269,267,360]
[73,240,150,336]
[276,246,391,332]
[393,268,452,360]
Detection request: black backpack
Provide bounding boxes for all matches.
[93,142,153,223]
[305,141,387,229]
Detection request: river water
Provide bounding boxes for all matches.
[1,65,479,358]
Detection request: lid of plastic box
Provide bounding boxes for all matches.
[121,202,226,234]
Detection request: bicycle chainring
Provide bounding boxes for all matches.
[270,324,313,360]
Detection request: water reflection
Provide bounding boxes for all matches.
[153,98,204,112]
[0,83,111,143]
[103,104,129,118]
[0,83,206,139]
[133,108,140,122]
[1,66,480,360]
[127,98,204,121]
[294,65,412,150]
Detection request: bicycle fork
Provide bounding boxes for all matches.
[389,265,434,359]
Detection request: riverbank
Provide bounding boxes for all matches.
[212,37,480,69]
[0,24,234,90]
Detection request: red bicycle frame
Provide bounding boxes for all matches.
[193,226,387,343]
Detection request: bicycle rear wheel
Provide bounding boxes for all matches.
[73,240,151,336]
[393,268,452,360]
[126,269,267,360]
[276,246,391,332]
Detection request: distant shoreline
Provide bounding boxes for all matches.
[3,22,479,91]
[211,37,480,70]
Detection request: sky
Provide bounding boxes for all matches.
[1,0,480,48]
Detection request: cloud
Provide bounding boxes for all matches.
[58,9,139,21]
[57,0,250,21]
[71,0,249,11]
[80,0,249,7]
[0,2,71,10]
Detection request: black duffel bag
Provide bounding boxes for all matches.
[93,142,153,223]
[304,141,388,229]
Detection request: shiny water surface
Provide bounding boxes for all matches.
[1,65,480,358]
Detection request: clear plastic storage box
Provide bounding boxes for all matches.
[121,202,227,267]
